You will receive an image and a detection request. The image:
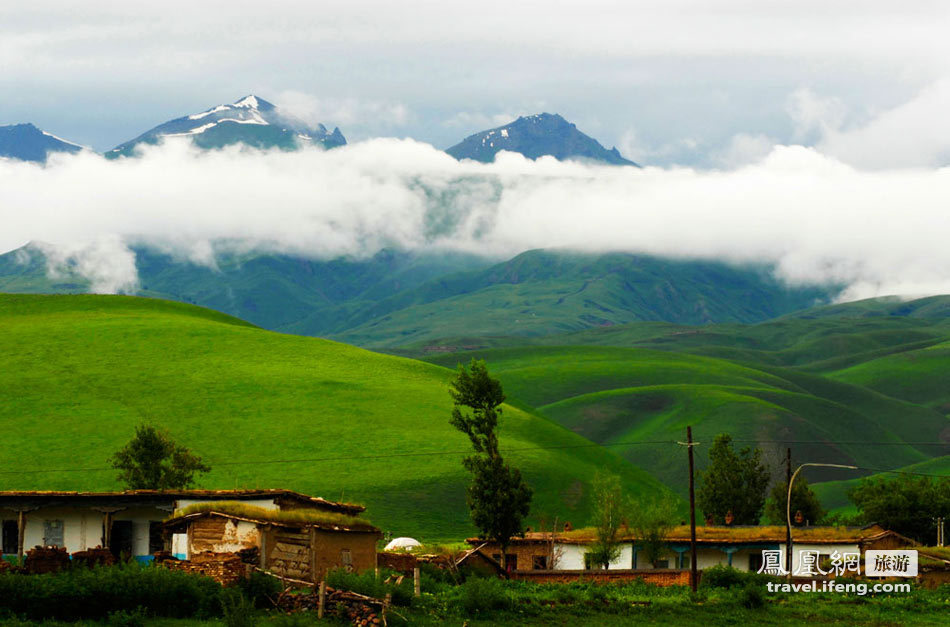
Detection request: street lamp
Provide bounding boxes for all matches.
[786,462,857,577]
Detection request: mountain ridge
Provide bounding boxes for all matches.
[446,113,637,165]
[0,123,83,162]
[106,95,347,157]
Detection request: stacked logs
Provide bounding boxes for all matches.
[24,546,70,574]
[276,587,387,626]
[161,552,250,586]
[71,547,116,568]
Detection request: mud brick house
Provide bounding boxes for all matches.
[163,501,381,582]
[0,489,358,563]
[470,524,915,575]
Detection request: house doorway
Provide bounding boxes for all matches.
[110,520,134,559]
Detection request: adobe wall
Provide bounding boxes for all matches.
[311,528,379,580]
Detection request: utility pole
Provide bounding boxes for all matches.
[686,426,698,593]
[937,517,945,547]
[785,448,792,575]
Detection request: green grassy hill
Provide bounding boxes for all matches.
[425,346,949,496]
[331,250,833,346]
[830,340,950,412]
[0,246,835,345]
[0,294,669,540]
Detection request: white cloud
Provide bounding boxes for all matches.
[816,79,950,169]
[3,138,950,301]
[713,133,774,168]
[35,236,138,294]
[275,91,411,130]
[787,88,847,141]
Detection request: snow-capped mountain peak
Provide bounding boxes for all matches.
[108,95,345,157]
[446,112,638,166]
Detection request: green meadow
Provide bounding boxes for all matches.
[421,299,950,501]
[0,294,668,540]
[2,291,948,538]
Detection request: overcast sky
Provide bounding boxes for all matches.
[3,1,950,167]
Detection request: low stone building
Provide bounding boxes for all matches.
[470,524,915,575]
[163,501,381,582]
[0,489,360,563]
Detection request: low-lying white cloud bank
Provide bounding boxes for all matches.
[1,137,949,301]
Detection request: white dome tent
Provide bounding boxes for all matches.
[384,537,422,551]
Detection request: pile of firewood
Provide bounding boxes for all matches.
[71,547,116,568]
[161,552,250,586]
[276,586,390,626]
[24,546,70,574]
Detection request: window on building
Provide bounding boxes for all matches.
[492,553,502,564]
[341,549,353,571]
[533,555,548,570]
[2,520,17,554]
[654,559,670,569]
[43,520,64,547]
[584,552,594,570]
[749,553,764,573]
[504,554,518,571]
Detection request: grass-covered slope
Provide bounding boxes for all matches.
[333,250,834,346]
[425,346,949,495]
[830,340,950,412]
[0,246,834,345]
[0,294,668,540]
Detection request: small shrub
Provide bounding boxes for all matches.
[106,607,147,627]
[270,613,317,627]
[325,568,414,607]
[739,582,765,609]
[220,588,257,627]
[456,577,511,616]
[700,564,748,589]
[237,570,282,609]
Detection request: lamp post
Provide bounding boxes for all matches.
[786,462,857,577]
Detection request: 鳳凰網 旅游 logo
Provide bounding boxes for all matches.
[865,550,918,577]
[756,549,916,577]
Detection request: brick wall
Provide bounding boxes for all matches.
[509,568,695,587]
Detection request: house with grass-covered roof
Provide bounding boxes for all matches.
[0,489,362,564]
[468,524,915,575]
[163,501,381,582]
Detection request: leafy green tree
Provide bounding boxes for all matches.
[631,496,679,568]
[110,424,210,489]
[449,360,532,568]
[697,434,769,525]
[764,476,826,526]
[586,473,628,569]
[848,475,950,543]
